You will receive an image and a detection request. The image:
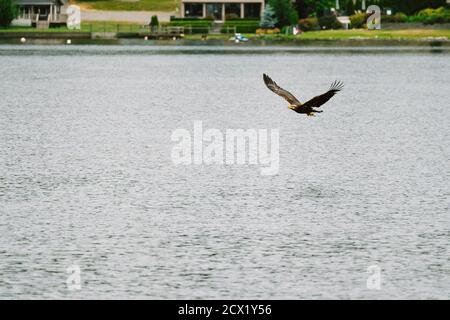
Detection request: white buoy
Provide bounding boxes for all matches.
[20,37,26,43]
[144,36,148,40]
[173,37,176,41]
[235,39,240,44]
[66,39,71,44]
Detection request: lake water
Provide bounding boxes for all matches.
[0,44,449,299]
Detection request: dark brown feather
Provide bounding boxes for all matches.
[302,81,344,109]
[263,74,301,106]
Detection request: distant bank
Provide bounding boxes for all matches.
[1,28,449,44]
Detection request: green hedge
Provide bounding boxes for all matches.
[416,7,450,24]
[382,7,450,24]
[382,13,408,23]
[168,21,212,26]
[318,15,342,30]
[422,15,450,24]
[298,18,319,31]
[221,21,260,33]
[168,18,261,34]
[221,26,260,33]
[225,18,260,21]
[0,0,17,27]
[167,20,212,34]
[349,13,367,28]
[170,17,213,22]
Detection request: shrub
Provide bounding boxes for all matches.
[260,4,278,29]
[349,13,367,28]
[318,15,342,30]
[269,0,299,27]
[150,15,159,27]
[170,17,214,22]
[298,18,319,31]
[0,0,17,27]
[422,14,450,24]
[168,21,212,27]
[405,7,450,24]
[407,15,425,23]
[417,7,447,18]
[222,21,260,33]
[256,28,281,35]
[224,19,260,23]
[417,7,450,24]
[168,20,213,34]
[226,17,260,21]
[383,0,448,15]
[382,12,408,23]
[225,13,239,20]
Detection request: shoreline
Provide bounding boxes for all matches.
[1,33,450,47]
[1,28,449,45]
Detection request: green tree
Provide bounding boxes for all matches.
[269,0,299,27]
[295,0,448,19]
[0,0,17,27]
[381,0,447,15]
[149,15,159,32]
[260,4,278,28]
[294,0,336,18]
[345,0,356,15]
[309,0,335,17]
[150,15,159,27]
[293,0,312,19]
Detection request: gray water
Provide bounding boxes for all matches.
[0,45,449,299]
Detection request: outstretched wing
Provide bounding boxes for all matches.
[303,81,344,109]
[263,74,301,106]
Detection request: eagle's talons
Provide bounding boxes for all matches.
[307,113,315,117]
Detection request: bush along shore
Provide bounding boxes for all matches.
[296,7,450,30]
[1,9,450,43]
[2,0,450,41]
[1,25,449,43]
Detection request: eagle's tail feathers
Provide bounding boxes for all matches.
[329,80,344,92]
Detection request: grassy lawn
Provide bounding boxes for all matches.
[0,21,147,33]
[74,0,179,11]
[0,26,80,33]
[180,29,450,41]
[80,21,147,32]
[2,25,449,41]
[291,29,450,40]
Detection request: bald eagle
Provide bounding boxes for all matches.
[263,74,343,117]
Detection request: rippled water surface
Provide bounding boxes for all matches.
[0,45,449,299]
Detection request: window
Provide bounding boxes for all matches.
[185,3,203,18]
[206,3,223,20]
[244,3,261,18]
[225,3,241,19]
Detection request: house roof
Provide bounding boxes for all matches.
[15,0,67,5]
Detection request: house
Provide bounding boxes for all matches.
[13,0,69,28]
[180,0,265,21]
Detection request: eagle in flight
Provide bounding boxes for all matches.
[263,74,343,117]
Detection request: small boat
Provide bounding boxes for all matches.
[229,33,249,43]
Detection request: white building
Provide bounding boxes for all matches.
[181,0,265,21]
[14,0,68,27]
